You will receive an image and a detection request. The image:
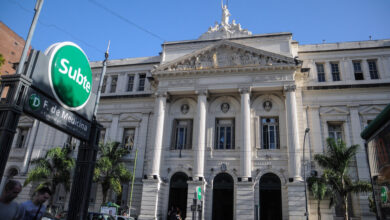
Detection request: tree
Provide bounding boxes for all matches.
[307,175,333,220]
[93,141,132,204]
[0,53,5,75]
[24,146,75,211]
[314,138,372,220]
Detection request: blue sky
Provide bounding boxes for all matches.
[1,0,390,62]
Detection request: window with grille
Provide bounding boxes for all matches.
[330,62,341,81]
[110,75,118,93]
[15,127,28,148]
[138,73,146,91]
[328,123,343,141]
[127,75,134,92]
[171,119,193,150]
[368,60,379,79]
[215,118,235,150]
[261,117,279,149]
[122,128,135,150]
[316,63,325,82]
[353,61,364,80]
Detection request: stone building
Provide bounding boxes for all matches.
[3,4,390,220]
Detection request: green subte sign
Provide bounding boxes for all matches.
[48,42,92,110]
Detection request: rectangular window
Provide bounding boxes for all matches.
[316,63,325,82]
[122,128,135,150]
[171,119,193,150]
[353,61,364,80]
[215,119,235,150]
[138,73,146,91]
[101,76,107,93]
[368,60,379,79]
[110,75,118,93]
[127,75,134,92]
[328,123,343,141]
[330,62,341,81]
[261,117,279,149]
[15,127,28,148]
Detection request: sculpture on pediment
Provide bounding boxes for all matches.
[221,1,231,27]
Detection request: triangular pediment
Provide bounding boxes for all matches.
[360,106,384,115]
[119,114,141,122]
[154,41,297,73]
[321,107,349,115]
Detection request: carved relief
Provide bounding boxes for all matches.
[221,103,230,113]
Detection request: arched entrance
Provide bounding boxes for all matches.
[168,172,188,219]
[212,173,234,220]
[259,173,282,220]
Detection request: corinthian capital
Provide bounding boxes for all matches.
[195,89,208,97]
[238,87,251,94]
[283,85,296,92]
[154,91,168,98]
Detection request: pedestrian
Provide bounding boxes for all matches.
[175,208,182,220]
[20,187,51,220]
[0,179,24,220]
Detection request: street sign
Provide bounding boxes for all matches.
[382,186,388,203]
[47,42,93,110]
[196,186,202,201]
[24,87,91,140]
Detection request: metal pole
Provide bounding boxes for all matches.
[128,148,138,217]
[93,41,110,117]
[303,128,310,220]
[16,0,44,75]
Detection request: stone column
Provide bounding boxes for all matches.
[139,92,167,220]
[135,113,151,179]
[193,90,207,180]
[239,88,252,179]
[284,85,302,181]
[21,120,40,175]
[236,182,254,220]
[150,92,167,177]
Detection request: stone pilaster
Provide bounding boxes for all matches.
[308,105,323,154]
[135,113,151,179]
[236,182,254,220]
[109,114,119,141]
[284,85,302,181]
[239,87,252,179]
[193,90,207,179]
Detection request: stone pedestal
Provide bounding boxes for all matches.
[236,182,254,220]
[139,179,161,220]
[287,182,306,220]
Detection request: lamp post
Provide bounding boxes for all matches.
[303,128,310,220]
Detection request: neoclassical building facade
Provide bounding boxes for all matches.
[3,5,390,220]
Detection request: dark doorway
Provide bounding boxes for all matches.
[212,173,234,220]
[168,172,188,219]
[259,173,282,220]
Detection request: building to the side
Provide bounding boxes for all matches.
[3,5,390,220]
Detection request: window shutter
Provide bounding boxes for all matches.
[170,119,177,150]
[186,119,193,149]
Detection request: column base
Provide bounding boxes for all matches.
[138,179,161,220]
[287,182,307,220]
[236,181,254,220]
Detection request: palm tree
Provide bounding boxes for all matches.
[93,141,132,204]
[314,138,372,220]
[24,146,75,211]
[307,175,332,220]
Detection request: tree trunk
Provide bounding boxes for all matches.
[344,195,349,220]
[317,200,321,220]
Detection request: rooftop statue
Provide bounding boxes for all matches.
[199,1,252,40]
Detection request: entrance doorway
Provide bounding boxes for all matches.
[168,172,188,219]
[212,173,234,220]
[259,173,282,220]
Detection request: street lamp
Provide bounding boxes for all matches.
[303,128,310,220]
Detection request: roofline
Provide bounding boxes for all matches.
[163,32,292,46]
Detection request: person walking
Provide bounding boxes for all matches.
[20,187,51,220]
[0,180,24,220]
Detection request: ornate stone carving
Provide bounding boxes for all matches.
[181,104,189,114]
[221,103,230,113]
[198,3,252,40]
[263,100,272,112]
[239,87,251,94]
[283,85,296,92]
